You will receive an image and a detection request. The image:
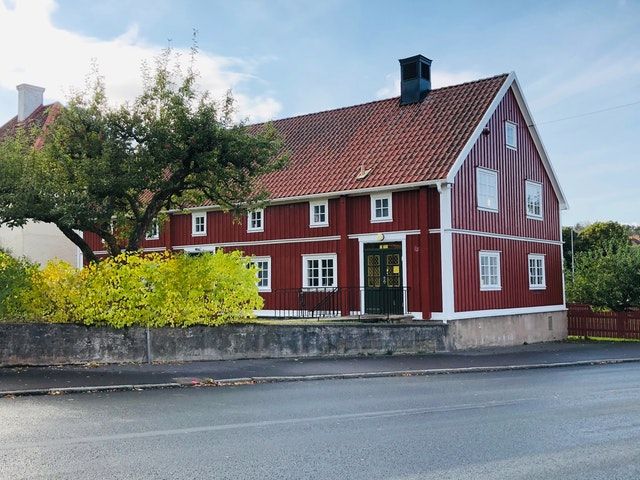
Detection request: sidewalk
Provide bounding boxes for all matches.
[2,340,640,396]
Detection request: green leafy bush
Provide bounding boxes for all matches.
[3,251,262,327]
[0,249,37,318]
[567,240,640,311]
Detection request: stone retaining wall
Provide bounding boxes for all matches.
[0,322,448,367]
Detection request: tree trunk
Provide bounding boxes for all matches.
[57,225,98,264]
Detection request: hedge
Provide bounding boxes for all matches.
[1,250,262,327]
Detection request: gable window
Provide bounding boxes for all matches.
[302,254,337,290]
[505,121,517,149]
[192,212,207,236]
[145,218,160,240]
[528,254,546,289]
[479,251,501,291]
[525,180,543,219]
[309,200,328,227]
[476,168,499,212]
[370,193,392,222]
[248,209,264,232]
[250,257,271,292]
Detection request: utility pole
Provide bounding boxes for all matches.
[571,227,575,282]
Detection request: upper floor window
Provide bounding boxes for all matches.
[479,251,501,291]
[303,254,337,290]
[192,212,207,236]
[505,121,517,149]
[525,181,543,219]
[528,254,546,290]
[250,256,271,291]
[309,200,328,227]
[476,168,498,212]
[248,209,264,232]
[145,218,160,240]
[370,193,393,222]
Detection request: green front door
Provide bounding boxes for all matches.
[364,243,403,315]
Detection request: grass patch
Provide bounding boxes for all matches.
[567,335,640,343]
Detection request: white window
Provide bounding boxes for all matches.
[370,193,392,222]
[479,251,501,291]
[476,168,498,212]
[302,254,337,290]
[505,121,517,149]
[145,218,160,240]
[251,257,271,291]
[525,180,543,219]
[192,212,207,236]
[309,200,328,227]
[528,254,546,289]
[248,209,264,232]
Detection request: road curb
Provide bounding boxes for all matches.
[3,356,640,398]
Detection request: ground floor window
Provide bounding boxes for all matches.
[250,257,271,292]
[528,254,546,289]
[302,254,337,289]
[479,250,501,290]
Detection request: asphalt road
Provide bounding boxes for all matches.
[1,364,640,479]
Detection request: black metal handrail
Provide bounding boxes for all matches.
[271,286,409,319]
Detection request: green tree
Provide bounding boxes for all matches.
[0,46,287,263]
[566,240,640,311]
[579,221,630,253]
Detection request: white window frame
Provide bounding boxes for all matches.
[528,254,546,290]
[476,167,499,212]
[302,253,337,290]
[505,121,517,150]
[525,180,543,220]
[145,218,160,240]
[309,200,329,227]
[247,208,264,233]
[370,192,393,223]
[251,256,271,292]
[192,212,207,236]
[479,250,502,291]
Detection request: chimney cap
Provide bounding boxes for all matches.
[399,54,432,65]
[16,83,45,93]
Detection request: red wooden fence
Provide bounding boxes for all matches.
[568,304,640,339]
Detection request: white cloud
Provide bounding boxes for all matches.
[375,69,482,99]
[0,0,281,122]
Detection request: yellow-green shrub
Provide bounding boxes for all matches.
[9,250,262,327]
[0,249,38,319]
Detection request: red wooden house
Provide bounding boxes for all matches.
[86,55,568,327]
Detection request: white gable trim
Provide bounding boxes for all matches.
[445,72,515,186]
[510,75,568,210]
[445,72,568,210]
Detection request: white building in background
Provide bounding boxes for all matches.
[0,222,79,267]
[0,84,79,267]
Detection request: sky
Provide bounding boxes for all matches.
[0,0,638,226]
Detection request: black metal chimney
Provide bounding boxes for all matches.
[399,55,432,105]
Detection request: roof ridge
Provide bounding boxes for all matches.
[254,73,510,126]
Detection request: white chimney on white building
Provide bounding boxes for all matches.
[16,84,45,121]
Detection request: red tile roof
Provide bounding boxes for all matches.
[1,75,508,205]
[0,103,61,144]
[255,73,508,200]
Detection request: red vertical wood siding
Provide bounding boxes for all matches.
[83,187,445,316]
[449,87,564,312]
[346,191,420,234]
[237,240,340,310]
[451,88,560,241]
[85,232,102,251]
[453,235,563,312]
